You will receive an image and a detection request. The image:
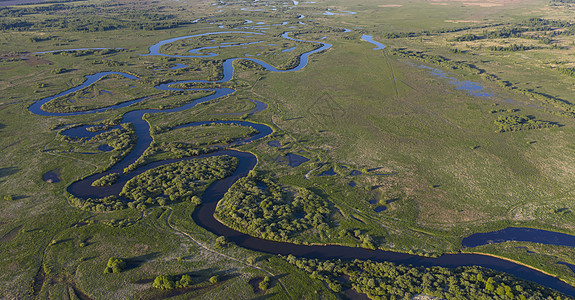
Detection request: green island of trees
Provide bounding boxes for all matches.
[120,155,238,209]
[215,173,332,242]
[259,275,271,291]
[68,156,237,211]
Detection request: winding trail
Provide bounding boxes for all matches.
[27,30,575,297]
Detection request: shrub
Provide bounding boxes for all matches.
[104,257,126,274]
[209,275,219,284]
[259,276,271,291]
[153,274,174,289]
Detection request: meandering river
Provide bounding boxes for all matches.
[28,30,575,296]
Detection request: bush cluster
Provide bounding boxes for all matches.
[216,174,331,242]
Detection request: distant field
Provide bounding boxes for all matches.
[0,0,60,5]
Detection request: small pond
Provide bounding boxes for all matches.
[319,168,336,176]
[374,206,387,212]
[286,153,309,167]
[42,169,61,183]
[98,144,114,152]
[267,140,281,147]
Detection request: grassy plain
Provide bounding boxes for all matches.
[2,0,575,298]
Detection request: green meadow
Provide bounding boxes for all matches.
[2,0,575,298]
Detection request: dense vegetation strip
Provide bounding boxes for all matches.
[0,4,190,32]
[215,173,332,242]
[120,155,238,209]
[91,173,120,187]
[285,256,568,299]
[68,155,237,211]
[494,115,558,132]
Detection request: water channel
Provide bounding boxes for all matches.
[27,29,575,296]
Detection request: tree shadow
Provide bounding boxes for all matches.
[0,225,22,243]
[50,238,73,246]
[124,252,162,271]
[219,271,241,283]
[80,256,98,262]
[271,273,288,284]
[254,254,273,262]
[12,195,29,201]
[251,293,277,300]
[284,117,303,121]
[0,167,19,179]
[249,276,265,294]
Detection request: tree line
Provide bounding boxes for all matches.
[494,115,558,133]
[284,255,568,299]
[0,4,190,32]
[450,18,575,44]
[487,44,534,52]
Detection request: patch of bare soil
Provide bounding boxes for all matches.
[23,55,53,66]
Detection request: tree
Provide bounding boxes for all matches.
[485,277,495,292]
[215,236,228,248]
[259,276,271,291]
[104,257,126,274]
[190,195,201,205]
[177,274,192,288]
[329,281,342,292]
[209,275,219,284]
[286,254,297,264]
[153,274,174,289]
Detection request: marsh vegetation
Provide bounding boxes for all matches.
[2,0,575,298]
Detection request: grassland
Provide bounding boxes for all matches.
[2,0,575,298]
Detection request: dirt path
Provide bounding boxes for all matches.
[163,207,292,299]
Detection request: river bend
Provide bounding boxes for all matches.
[27,30,575,297]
